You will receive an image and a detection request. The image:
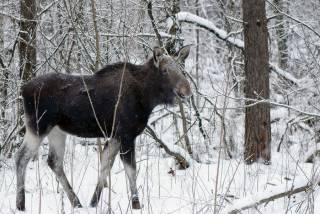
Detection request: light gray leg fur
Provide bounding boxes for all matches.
[47,126,82,208]
[90,138,120,207]
[15,127,42,211]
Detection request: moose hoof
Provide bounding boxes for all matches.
[16,198,25,211]
[72,200,82,208]
[74,203,82,208]
[132,199,141,209]
[89,200,98,208]
[89,196,99,207]
[132,201,141,209]
[16,203,25,211]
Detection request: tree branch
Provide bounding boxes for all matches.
[146,1,163,47]
[266,0,320,39]
[146,125,189,169]
[175,11,301,86]
[228,182,316,214]
[175,12,244,49]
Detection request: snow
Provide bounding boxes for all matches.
[1,139,319,213]
[0,142,210,214]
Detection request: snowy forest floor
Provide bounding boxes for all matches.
[1,136,319,214]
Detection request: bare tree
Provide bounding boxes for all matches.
[0,15,5,124]
[90,0,101,71]
[243,0,271,163]
[19,0,37,82]
[0,14,7,150]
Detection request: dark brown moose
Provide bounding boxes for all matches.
[15,46,191,211]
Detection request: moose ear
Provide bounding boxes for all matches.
[153,47,164,67]
[176,45,191,62]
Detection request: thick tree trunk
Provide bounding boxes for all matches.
[19,0,37,82]
[243,0,271,164]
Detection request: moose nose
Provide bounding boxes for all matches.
[177,81,192,99]
[180,86,192,98]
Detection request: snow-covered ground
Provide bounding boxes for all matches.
[1,135,319,214]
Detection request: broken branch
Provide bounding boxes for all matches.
[146,125,189,169]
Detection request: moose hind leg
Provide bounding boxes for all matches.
[90,138,120,207]
[47,126,82,208]
[15,127,42,211]
[120,143,141,209]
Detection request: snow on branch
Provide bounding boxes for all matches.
[269,63,300,85]
[175,12,244,49]
[227,179,317,213]
[175,12,301,86]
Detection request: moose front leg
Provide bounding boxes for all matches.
[120,142,141,209]
[90,139,120,207]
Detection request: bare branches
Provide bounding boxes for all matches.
[100,32,180,39]
[146,125,189,169]
[269,63,299,86]
[266,0,320,39]
[0,56,5,69]
[218,95,320,118]
[174,11,302,86]
[190,96,207,139]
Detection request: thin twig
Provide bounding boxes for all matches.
[147,1,163,46]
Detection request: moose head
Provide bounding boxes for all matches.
[152,45,192,104]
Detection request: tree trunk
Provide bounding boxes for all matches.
[195,0,200,106]
[165,0,180,54]
[0,15,6,124]
[90,0,101,71]
[274,0,288,69]
[243,0,271,164]
[19,0,37,82]
[0,14,8,151]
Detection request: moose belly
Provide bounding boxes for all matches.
[57,116,111,138]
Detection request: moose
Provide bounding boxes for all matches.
[15,46,191,211]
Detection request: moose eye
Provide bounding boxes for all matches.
[162,68,169,75]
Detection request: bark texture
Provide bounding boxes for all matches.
[19,0,37,82]
[0,15,6,123]
[243,0,271,163]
